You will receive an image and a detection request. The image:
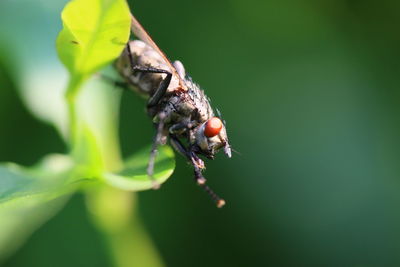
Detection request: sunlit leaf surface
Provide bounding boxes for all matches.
[103,146,175,191]
[57,0,131,91]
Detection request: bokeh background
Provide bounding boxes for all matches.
[1,0,400,266]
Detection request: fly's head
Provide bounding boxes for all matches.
[192,117,231,159]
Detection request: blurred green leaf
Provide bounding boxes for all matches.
[0,155,77,204]
[0,154,86,262]
[103,145,175,191]
[0,192,68,263]
[56,0,131,95]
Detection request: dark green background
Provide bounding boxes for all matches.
[1,0,400,266]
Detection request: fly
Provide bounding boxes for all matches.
[115,14,231,208]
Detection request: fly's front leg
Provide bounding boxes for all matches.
[147,112,167,190]
[169,135,205,184]
[169,135,225,208]
[169,120,203,171]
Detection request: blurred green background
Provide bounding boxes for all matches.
[2,0,400,266]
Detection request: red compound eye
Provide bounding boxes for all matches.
[204,117,223,137]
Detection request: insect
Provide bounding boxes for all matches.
[115,14,231,208]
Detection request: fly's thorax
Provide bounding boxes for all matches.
[185,81,214,122]
[151,81,216,140]
[149,93,197,130]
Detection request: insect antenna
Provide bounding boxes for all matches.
[227,145,241,156]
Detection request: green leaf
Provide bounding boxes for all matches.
[56,0,131,95]
[0,192,68,262]
[0,154,86,261]
[0,155,76,204]
[103,146,175,191]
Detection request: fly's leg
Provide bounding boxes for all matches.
[147,112,167,190]
[169,121,203,169]
[169,120,194,135]
[132,66,172,107]
[169,135,206,185]
[169,135,226,208]
[126,44,172,107]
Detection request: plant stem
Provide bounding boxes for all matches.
[65,74,83,149]
[85,186,164,267]
[66,94,77,147]
[65,75,123,172]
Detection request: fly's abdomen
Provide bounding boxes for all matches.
[116,40,181,97]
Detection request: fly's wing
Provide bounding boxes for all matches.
[130,14,187,91]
